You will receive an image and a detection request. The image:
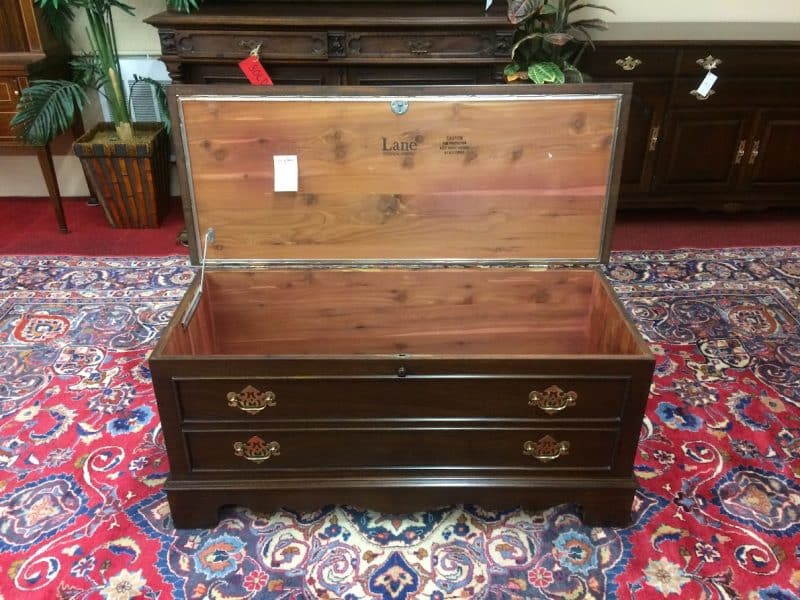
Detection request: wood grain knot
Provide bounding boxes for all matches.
[378,195,400,217]
[572,113,587,133]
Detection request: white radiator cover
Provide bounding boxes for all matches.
[99,57,170,124]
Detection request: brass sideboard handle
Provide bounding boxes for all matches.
[233,436,280,463]
[238,39,263,56]
[648,125,660,152]
[523,436,570,463]
[696,54,722,71]
[690,89,716,101]
[528,385,577,414]
[407,40,432,55]
[616,56,642,71]
[749,140,760,165]
[227,385,277,415]
[734,140,747,165]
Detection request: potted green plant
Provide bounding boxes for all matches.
[11,0,185,228]
[504,0,614,85]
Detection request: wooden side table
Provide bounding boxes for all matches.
[1,0,71,232]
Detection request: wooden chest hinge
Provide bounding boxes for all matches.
[180,228,215,329]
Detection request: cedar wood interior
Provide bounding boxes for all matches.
[156,86,646,358]
[159,268,648,358]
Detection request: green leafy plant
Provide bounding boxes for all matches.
[12,0,188,146]
[168,0,203,12]
[504,0,614,85]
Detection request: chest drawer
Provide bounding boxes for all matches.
[171,31,329,59]
[175,375,630,422]
[345,31,496,59]
[185,427,619,472]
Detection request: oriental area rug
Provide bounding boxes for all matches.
[1,249,800,599]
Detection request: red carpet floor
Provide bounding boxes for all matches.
[1,196,798,255]
[613,207,800,251]
[0,196,188,256]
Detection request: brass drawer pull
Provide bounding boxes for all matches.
[696,54,722,71]
[233,436,280,463]
[690,89,716,101]
[238,39,263,56]
[523,436,570,463]
[648,125,660,152]
[528,385,577,414]
[407,39,432,55]
[615,56,642,71]
[749,140,760,165]
[734,140,747,165]
[227,385,277,415]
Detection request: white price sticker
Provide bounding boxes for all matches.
[273,155,298,192]
[696,72,718,98]
[485,0,493,10]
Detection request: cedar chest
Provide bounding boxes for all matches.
[149,84,655,529]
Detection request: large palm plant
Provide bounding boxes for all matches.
[11,0,183,146]
[504,0,614,84]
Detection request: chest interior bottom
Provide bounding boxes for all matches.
[161,268,646,358]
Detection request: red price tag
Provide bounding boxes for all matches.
[238,55,273,86]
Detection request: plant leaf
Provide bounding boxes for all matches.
[35,0,78,9]
[563,63,584,83]
[528,62,565,84]
[106,0,136,16]
[70,56,107,90]
[569,3,616,14]
[569,18,610,31]
[507,0,546,25]
[11,79,88,146]
[37,0,74,44]
[166,0,203,13]
[510,32,545,60]
[544,32,574,46]
[503,63,522,77]
[568,25,598,49]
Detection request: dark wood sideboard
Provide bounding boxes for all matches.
[1,0,71,231]
[145,1,800,212]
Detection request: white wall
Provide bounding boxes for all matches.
[4,0,800,197]
[71,0,165,55]
[603,0,800,22]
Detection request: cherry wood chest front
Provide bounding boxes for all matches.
[150,84,655,528]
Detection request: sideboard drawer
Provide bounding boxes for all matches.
[0,76,22,141]
[677,47,800,77]
[175,375,630,422]
[186,427,620,472]
[580,47,678,78]
[171,31,329,60]
[346,31,495,59]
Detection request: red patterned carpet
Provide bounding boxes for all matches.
[1,249,799,598]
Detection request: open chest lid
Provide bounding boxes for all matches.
[170,84,631,267]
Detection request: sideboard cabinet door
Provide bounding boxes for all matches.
[742,108,800,195]
[652,109,754,195]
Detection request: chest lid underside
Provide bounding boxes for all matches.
[171,84,631,267]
